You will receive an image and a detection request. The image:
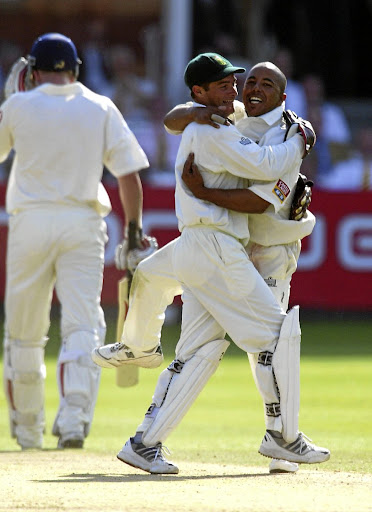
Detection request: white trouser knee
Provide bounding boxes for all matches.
[122,240,182,352]
[53,330,101,438]
[140,338,230,446]
[3,337,46,447]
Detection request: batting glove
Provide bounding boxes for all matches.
[115,232,158,272]
[4,57,33,99]
[289,173,314,221]
[283,110,316,158]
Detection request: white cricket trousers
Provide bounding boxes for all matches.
[172,226,285,361]
[123,238,183,351]
[5,205,107,343]
[247,240,301,312]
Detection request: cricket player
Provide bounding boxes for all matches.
[0,33,156,450]
[93,53,330,473]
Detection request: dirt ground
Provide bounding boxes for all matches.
[1,451,371,512]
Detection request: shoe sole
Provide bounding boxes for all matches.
[92,349,163,369]
[117,449,179,474]
[269,460,299,474]
[259,446,330,464]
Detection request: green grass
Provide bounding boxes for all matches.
[0,311,371,474]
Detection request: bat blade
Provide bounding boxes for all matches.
[115,276,139,387]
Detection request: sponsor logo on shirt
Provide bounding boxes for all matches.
[239,136,252,145]
[273,179,290,202]
[265,277,277,287]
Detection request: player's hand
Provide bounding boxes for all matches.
[283,110,316,158]
[289,173,314,221]
[115,232,158,272]
[192,106,231,128]
[182,153,206,199]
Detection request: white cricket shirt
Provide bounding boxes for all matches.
[0,82,149,216]
[174,104,303,245]
[236,104,316,245]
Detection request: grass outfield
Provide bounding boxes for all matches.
[0,311,371,474]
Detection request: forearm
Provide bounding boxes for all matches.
[197,187,270,213]
[117,172,143,233]
[164,105,196,133]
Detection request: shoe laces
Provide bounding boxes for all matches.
[154,443,171,462]
[297,432,315,451]
[111,342,124,352]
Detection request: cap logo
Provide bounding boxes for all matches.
[213,55,227,65]
[54,60,65,70]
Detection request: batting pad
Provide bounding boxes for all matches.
[3,339,46,444]
[142,338,230,446]
[53,330,101,438]
[248,352,282,433]
[272,306,301,443]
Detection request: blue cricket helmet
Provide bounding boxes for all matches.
[28,33,82,77]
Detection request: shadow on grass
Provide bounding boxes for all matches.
[35,471,270,483]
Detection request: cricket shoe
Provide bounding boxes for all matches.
[57,433,84,449]
[269,459,299,474]
[259,430,330,464]
[91,342,163,369]
[117,435,179,474]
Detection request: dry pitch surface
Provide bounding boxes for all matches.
[1,451,371,512]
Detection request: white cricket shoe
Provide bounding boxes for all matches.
[117,435,179,474]
[259,430,330,464]
[269,459,299,474]
[91,342,163,369]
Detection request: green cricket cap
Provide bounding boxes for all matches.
[184,52,245,89]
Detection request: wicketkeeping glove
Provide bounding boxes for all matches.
[4,57,33,99]
[289,173,314,221]
[115,229,158,273]
[283,109,316,158]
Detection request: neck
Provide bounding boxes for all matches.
[35,71,75,86]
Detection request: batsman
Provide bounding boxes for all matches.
[0,32,156,450]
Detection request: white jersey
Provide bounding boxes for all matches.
[0,82,149,216]
[235,103,316,245]
[174,106,303,246]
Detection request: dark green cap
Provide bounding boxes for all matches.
[184,52,245,89]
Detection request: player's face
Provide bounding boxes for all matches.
[195,74,238,116]
[243,66,286,117]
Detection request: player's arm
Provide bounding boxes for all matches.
[182,153,270,213]
[164,103,230,133]
[117,171,143,232]
[115,171,158,272]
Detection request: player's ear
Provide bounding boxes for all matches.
[192,85,204,98]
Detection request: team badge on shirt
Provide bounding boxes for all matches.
[272,179,290,202]
[239,136,252,145]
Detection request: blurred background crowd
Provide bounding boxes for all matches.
[0,0,372,191]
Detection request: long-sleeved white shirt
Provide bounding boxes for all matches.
[174,106,303,246]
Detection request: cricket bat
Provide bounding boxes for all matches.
[115,221,139,387]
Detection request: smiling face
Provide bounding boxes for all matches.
[191,73,238,116]
[243,63,287,117]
